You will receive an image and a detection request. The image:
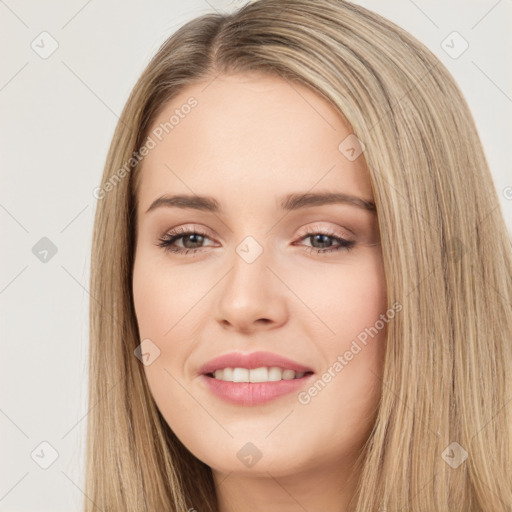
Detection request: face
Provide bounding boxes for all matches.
[132,72,387,478]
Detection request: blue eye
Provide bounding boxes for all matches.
[156,226,356,255]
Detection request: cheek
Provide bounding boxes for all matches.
[290,251,387,343]
[132,251,208,341]
[335,268,387,342]
[132,250,211,401]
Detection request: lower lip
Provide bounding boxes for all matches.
[199,373,315,406]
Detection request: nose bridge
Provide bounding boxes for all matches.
[225,233,272,299]
[215,232,288,331]
[225,204,274,269]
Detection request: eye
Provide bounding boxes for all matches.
[156,226,215,255]
[295,226,356,254]
[156,225,356,255]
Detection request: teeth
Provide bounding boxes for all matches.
[233,368,249,382]
[268,367,282,381]
[212,367,307,382]
[249,367,268,382]
[282,369,296,380]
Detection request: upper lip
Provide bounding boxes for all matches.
[198,351,314,375]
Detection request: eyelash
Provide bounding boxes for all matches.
[156,225,356,256]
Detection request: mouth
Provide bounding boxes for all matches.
[197,351,316,405]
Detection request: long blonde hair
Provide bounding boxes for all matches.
[86,0,512,510]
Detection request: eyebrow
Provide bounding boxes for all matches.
[145,191,376,214]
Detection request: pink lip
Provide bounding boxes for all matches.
[197,350,314,375]
[199,373,315,406]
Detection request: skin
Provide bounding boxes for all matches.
[132,72,388,512]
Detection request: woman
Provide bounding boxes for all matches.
[87,0,512,510]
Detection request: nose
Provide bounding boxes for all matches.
[215,244,289,334]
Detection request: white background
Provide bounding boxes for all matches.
[1,1,511,510]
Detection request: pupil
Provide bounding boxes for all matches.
[184,234,203,249]
[313,234,330,248]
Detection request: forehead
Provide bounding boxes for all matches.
[136,73,373,212]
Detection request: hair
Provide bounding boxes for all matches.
[86,0,512,510]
